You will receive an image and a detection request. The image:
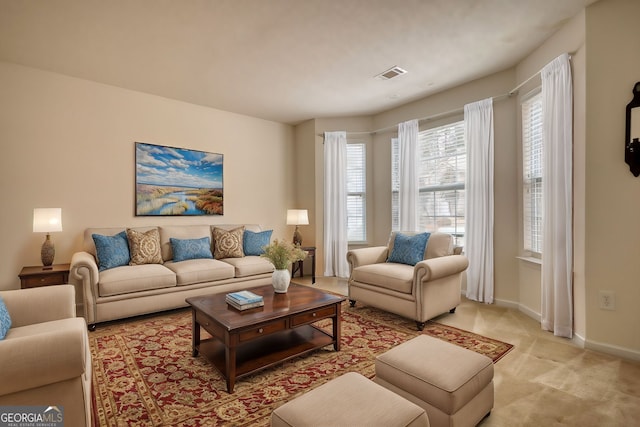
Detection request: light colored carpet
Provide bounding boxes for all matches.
[302,277,640,426]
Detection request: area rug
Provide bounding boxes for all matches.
[90,304,512,426]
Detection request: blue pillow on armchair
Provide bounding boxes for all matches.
[0,296,11,340]
[243,230,273,256]
[387,232,431,266]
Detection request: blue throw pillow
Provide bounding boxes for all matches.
[387,232,431,266]
[0,296,11,340]
[170,237,213,262]
[243,230,273,256]
[93,231,130,271]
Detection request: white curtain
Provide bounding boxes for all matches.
[398,119,419,231]
[323,131,350,278]
[541,53,573,338]
[464,98,494,303]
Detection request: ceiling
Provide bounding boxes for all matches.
[0,0,593,125]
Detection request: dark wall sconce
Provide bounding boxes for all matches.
[625,82,640,176]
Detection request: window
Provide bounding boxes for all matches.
[346,142,366,242]
[392,121,466,246]
[522,91,543,255]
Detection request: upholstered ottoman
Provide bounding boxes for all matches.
[375,335,493,427]
[271,372,430,427]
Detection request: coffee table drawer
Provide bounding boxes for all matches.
[291,305,336,327]
[239,319,286,342]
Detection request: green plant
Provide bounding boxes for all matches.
[260,239,307,270]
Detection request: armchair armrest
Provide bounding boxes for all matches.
[346,246,389,270]
[0,318,87,396]
[415,255,469,282]
[0,284,75,327]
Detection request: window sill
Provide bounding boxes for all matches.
[517,256,542,265]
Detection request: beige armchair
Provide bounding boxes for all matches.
[0,285,92,427]
[347,232,468,330]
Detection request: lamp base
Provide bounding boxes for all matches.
[41,233,55,267]
[293,226,303,246]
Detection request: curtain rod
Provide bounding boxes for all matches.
[321,51,576,137]
[320,92,512,137]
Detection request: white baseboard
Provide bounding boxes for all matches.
[488,296,640,361]
[584,338,640,362]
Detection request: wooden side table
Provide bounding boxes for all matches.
[19,263,70,289]
[292,246,316,284]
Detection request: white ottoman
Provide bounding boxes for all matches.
[271,372,430,427]
[375,335,494,427]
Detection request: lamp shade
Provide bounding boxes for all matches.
[286,209,309,226]
[33,208,63,233]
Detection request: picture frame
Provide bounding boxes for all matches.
[135,142,223,216]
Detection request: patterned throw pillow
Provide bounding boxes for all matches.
[243,229,273,256]
[387,232,431,266]
[213,227,245,259]
[170,237,213,262]
[126,228,163,265]
[92,231,130,271]
[0,296,11,340]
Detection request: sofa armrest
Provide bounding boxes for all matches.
[70,251,99,324]
[0,318,88,396]
[0,284,75,327]
[346,246,389,270]
[415,255,469,282]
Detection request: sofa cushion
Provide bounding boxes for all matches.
[213,226,245,259]
[127,228,163,265]
[0,296,11,340]
[220,256,275,278]
[352,263,414,294]
[92,231,130,271]
[170,237,213,262]
[163,259,235,286]
[243,229,273,256]
[387,232,430,266]
[98,264,176,297]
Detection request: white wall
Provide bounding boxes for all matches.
[584,0,640,356]
[0,62,295,290]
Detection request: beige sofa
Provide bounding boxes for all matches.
[347,232,468,330]
[70,224,274,328]
[0,285,92,427]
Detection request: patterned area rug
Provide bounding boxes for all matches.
[90,304,512,426]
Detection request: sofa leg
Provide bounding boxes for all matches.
[449,307,457,313]
[416,321,425,331]
[349,299,356,307]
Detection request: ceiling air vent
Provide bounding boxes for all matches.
[377,66,407,80]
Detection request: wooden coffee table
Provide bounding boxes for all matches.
[185,283,345,393]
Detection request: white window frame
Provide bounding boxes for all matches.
[392,120,466,246]
[522,90,543,256]
[346,142,366,243]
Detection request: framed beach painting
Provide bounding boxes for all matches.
[135,142,223,216]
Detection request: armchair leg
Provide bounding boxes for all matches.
[449,307,457,313]
[416,321,425,331]
[349,299,356,307]
[88,324,96,332]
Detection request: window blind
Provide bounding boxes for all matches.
[522,92,543,255]
[346,143,366,242]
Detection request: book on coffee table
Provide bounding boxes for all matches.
[226,290,263,305]
[225,295,264,311]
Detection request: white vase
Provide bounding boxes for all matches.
[272,269,291,293]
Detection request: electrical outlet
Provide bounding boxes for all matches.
[599,290,616,311]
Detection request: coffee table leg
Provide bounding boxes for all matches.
[191,310,200,357]
[333,304,341,351]
[225,345,237,393]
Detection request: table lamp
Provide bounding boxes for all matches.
[286,209,309,246]
[33,208,63,268]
